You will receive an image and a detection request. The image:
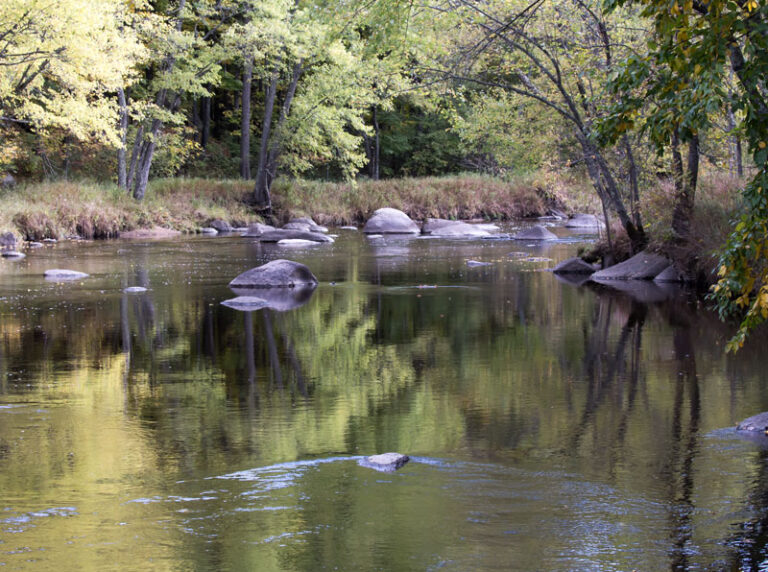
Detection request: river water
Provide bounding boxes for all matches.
[0,224,767,571]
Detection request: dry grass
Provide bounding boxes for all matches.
[0,172,596,241]
[271,172,591,225]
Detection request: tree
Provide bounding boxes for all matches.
[603,0,768,349]
[428,0,648,252]
[0,0,145,151]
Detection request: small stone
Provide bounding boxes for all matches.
[467,260,492,267]
[123,286,148,293]
[200,227,218,235]
[277,239,320,247]
[42,238,58,243]
[28,242,43,248]
[339,226,358,231]
[210,219,232,233]
[44,269,89,281]
[359,452,410,472]
[1,251,25,259]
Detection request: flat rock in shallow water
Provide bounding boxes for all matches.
[258,229,333,243]
[229,259,318,289]
[243,222,276,237]
[224,287,316,312]
[358,452,410,472]
[467,260,493,267]
[44,269,89,281]
[591,251,670,281]
[512,226,558,240]
[339,225,358,231]
[737,412,768,433]
[1,251,25,259]
[278,239,319,247]
[124,286,148,293]
[422,219,490,237]
[200,227,218,235]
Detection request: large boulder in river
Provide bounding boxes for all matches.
[422,219,491,237]
[737,412,768,433]
[229,259,318,289]
[258,229,333,243]
[591,251,670,281]
[512,225,558,240]
[358,452,410,472]
[363,208,420,234]
[654,264,693,284]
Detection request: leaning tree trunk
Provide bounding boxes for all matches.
[372,105,380,181]
[240,56,254,180]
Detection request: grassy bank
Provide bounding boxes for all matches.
[0,173,588,240]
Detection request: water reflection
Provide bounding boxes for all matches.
[0,234,767,570]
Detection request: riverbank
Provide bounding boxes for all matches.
[0,172,591,241]
[0,171,742,285]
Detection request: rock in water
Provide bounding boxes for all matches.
[229,259,318,289]
[257,229,333,243]
[124,286,148,293]
[243,222,276,237]
[210,219,233,233]
[552,257,596,275]
[565,213,603,229]
[200,227,218,235]
[359,452,410,472]
[363,208,420,234]
[512,226,558,240]
[737,412,768,433]
[422,219,491,237]
[44,269,89,281]
[467,260,492,267]
[591,251,670,281]
[1,251,25,259]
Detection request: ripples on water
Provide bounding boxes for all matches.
[0,227,767,570]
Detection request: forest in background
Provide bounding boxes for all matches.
[0,0,767,346]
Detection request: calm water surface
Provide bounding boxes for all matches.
[1,225,767,571]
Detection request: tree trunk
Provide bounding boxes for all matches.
[132,119,161,201]
[240,56,253,180]
[127,124,144,192]
[253,69,280,210]
[671,131,699,239]
[622,135,642,230]
[727,102,743,178]
[372,105,380,181]
[201,96,211,148]
[117,88,129,189]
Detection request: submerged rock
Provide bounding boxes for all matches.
[229,259,318,289]
[552,257,596,275]
[363,208,420,234]
[358,452,410,472]
[258,229,333,243]
[44,269,89,281]
[512,226,558,240]
[467,259,493,267]
[1,251,25,259]
[737,412,768,433]
[591,251,670,281]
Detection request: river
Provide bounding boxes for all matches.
[0,224,766,571]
